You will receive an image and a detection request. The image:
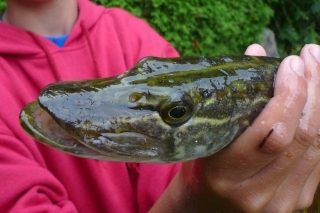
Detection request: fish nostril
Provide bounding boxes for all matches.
[129,92,144,103]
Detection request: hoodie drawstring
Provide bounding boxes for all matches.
[28,22,102,81]
[80,21,102,77]
[28,32,62,81]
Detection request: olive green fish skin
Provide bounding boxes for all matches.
[20,55,281,163]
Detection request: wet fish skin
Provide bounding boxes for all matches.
[20,55,281,163]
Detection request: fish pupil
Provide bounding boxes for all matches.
[169,106,186,119]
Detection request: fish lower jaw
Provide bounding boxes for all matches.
[80,132,163,162]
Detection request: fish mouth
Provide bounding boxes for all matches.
[20,101,161,162]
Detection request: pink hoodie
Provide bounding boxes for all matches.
[0,0,181,212]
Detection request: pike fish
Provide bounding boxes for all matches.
[20,55,281,163]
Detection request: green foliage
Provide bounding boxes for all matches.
[267,0,320,56]
[94,0,273,56]
[0,0,5,14]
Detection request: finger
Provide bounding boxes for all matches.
[298,44,320,136]
[205,56,307,183]
[293,45,320,210]
[263,139,320,212]
[286,44,320,210]
[245,44,267,56]
[252,44,320,211]
[296,154,320,210]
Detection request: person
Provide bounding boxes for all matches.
[0,0,319,212]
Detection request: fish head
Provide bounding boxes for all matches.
[20,56,280,162]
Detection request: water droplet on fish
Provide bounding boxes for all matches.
[202,90,211,98]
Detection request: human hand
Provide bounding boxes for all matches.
[150,44,320,213]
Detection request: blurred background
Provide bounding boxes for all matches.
[0,0,319,57]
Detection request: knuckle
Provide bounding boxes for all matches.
[243,203,263,213]
[261,195,299,213]
[233,192,268,213]
[262,134,290,154]
[308,137,320,154]
[295,194,314,210]
[263,204,294,213]
[209,177,233,193]
[294,126,318,149]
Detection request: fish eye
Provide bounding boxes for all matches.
[169,106,186,119]
[160,101,193,126]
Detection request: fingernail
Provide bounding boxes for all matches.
[309,45,320,62]
[290,57,304,77]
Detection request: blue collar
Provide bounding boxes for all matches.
[45,34,69,48]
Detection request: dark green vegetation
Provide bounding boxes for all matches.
[0,1,318,56]
[267,0,320,56]
[95,0,274,56]
[0,1,4,12]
